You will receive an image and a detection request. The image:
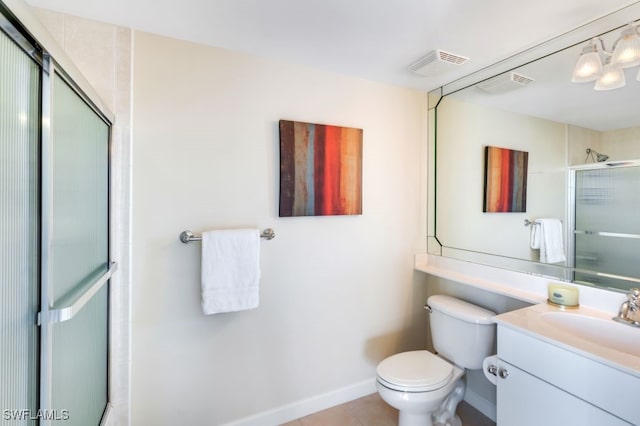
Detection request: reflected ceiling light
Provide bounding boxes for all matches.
[571,40,602,82]
[571,22,640,91]
[594,57,626,91]
[611,23,640,68]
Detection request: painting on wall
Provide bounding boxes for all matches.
[483,146,528,213]
[279,120,363,217]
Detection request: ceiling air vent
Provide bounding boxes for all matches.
[476,72,535,93]
[408,50,469,77]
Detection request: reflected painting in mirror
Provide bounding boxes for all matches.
[483,146,528,213]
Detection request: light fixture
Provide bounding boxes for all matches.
[571,21,640,91]
[594,57,625,91]
[611,23,640,68]
[571,39,602,82]
[585,148,609,163]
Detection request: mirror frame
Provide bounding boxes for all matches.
[427,2,640,291]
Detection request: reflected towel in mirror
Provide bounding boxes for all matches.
[530,219,566,264]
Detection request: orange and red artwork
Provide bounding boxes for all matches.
[279,120,363,217]
[483,146,528,213]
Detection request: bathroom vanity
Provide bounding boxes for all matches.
[493,304,639,426]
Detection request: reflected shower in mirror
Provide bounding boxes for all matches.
[585,148,609,162]
[430,3,640,292]
[572,162,640,291]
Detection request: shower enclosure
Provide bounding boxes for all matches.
[1,3,114,425]
[570,161,640,291]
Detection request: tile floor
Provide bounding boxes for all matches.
[283,393,495,426]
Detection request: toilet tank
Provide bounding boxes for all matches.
[427,295,496,370]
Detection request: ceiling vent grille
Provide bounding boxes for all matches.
[476,72,535,93]
[408,49,469,77]
[511,73,534,86]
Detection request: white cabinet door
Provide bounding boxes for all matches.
[496,359,630,426]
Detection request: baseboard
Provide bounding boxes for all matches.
[221,378,377,426]
[464,388,496,423]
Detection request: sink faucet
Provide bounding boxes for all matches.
[613,288,640,327]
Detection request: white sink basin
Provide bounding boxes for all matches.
[541,312,640,358]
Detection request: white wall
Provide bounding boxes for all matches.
[131,31,429,425]
[602,126,640,160]
[568,125,601,166]
[568,125,640,165]
[436,96,566,262]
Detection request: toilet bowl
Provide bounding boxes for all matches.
[376,295,496,426]
[376,350,465,426]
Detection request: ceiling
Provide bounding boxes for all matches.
[25,0,640,92]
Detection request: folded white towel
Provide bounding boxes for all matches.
[530,224,541,250]
[201,229,260,315]
[535,218,566,264]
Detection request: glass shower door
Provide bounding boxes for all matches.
[0,22,40,426]
[1,6,114,425]
[39,69,114,425]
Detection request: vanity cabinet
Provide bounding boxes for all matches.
[496,359,628,425]
[496,325,636,425]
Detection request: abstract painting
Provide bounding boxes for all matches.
[483,146,528,213]
[279,120,363,217]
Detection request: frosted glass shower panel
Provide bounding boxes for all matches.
[0,27,41,425]
[50,75,110,425]
[574,165,640,290]
[51,77,109,301]
[575,166,640,234]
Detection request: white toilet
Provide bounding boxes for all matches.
[376,295,496,426]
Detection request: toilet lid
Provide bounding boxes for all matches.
[376,350,453,392]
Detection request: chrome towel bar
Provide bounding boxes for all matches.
[525,219,563,227]
[180,228,276,243]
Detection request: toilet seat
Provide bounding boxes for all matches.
[376,350,453,392]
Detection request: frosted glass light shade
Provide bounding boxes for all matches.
[611,26,640,69]
[572,50,602,82]
[594,63,626,90]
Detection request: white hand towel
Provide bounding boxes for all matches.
[530,223,541,249]
[537,218,566,264]
[201,229,260,315]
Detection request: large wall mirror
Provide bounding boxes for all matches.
[428,3,640,293]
